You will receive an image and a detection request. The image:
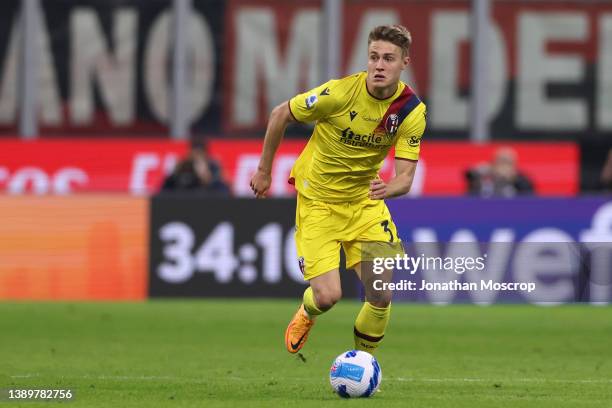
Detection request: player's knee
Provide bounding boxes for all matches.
[314,288,342,311]
[369,298,391,308]
[367,291,392,308]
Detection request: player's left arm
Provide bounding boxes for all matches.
[369,102,426,200]
[369,159,417,199]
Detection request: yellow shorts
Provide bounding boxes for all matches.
[295,194,401,280]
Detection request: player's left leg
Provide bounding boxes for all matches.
[351,261,393,353]
[343,199,400,354]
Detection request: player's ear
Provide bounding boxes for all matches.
[402,55,410,68]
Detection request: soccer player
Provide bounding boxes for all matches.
[250,25,426,354]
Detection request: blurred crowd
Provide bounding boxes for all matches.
[600,149,612,192]
[465,147,534,198]
[161,140,230,195]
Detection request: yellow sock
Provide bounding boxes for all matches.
[354,302,390,353]
[303,287,324,317]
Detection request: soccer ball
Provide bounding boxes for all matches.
[329,350,382,398]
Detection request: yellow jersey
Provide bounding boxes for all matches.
[288,71,426,203]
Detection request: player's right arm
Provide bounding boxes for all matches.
[250,101,295,198]
[250,80,344,198]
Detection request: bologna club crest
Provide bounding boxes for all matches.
[385,114,399,136]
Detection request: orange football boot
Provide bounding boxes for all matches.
[285,304,315,353]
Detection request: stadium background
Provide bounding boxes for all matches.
[1,0,610,302]
[0,0,612,406]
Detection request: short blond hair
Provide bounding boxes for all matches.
[368,25,412,57]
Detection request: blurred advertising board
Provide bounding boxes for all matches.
[225,0,612,141]
[149,196,315,298]
[0,196,148,300]
[0,139,577,196]
[0,0,225,135]
[0,139,187,195]
[149,196,611,303]
[388,197,612,304]
[0,0,609,140]
[0,194,608,302]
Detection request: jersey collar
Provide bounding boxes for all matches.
[363,74,405,103]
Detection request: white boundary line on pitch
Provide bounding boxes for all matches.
[393,377,612,384]
[10,374,612,384]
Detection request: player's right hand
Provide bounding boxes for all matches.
[250,169,271,198]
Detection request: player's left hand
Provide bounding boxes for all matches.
[369,179,387,200]
[250,169,271,198]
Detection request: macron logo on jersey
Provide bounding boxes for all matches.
[320,87,330,96]
[305,94,318,109]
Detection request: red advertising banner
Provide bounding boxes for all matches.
[208,140,579,196]
[0,139,187,194]
[0,139,577,196]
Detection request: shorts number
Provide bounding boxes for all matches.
[380,220,394,242]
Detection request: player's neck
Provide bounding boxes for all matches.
[365,80,398,100]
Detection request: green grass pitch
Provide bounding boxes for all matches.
[1,300,611,407]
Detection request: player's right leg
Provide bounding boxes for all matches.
[285,269,341,353]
